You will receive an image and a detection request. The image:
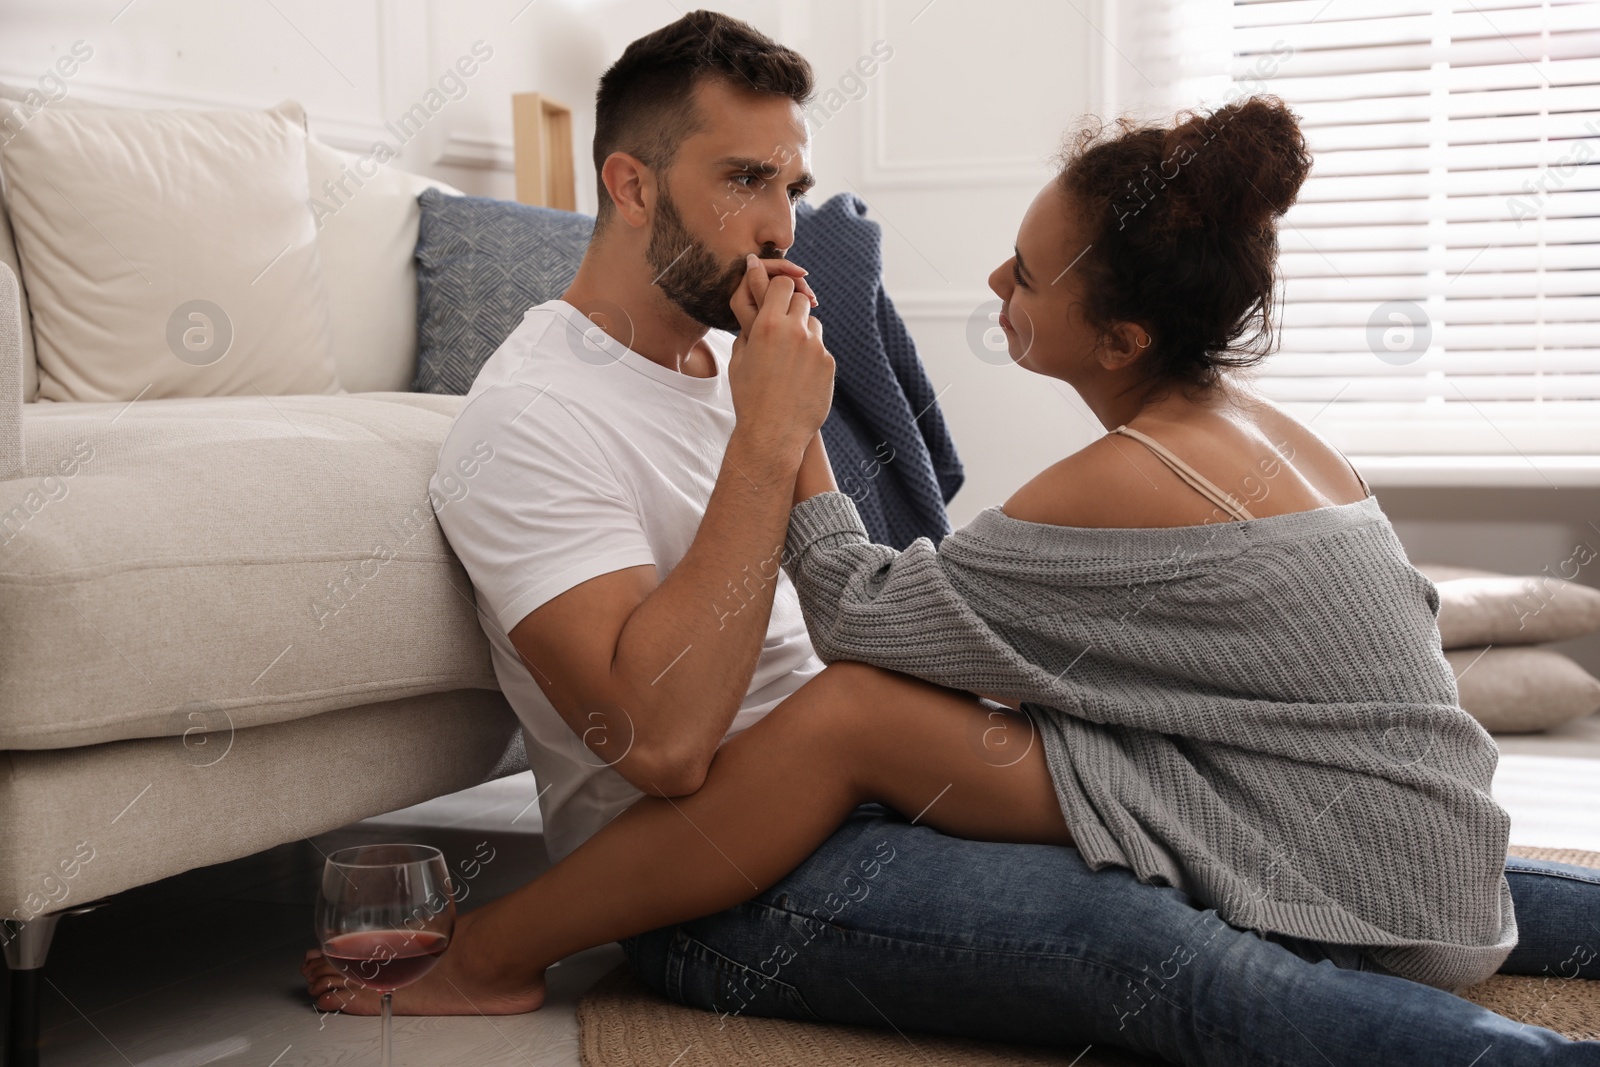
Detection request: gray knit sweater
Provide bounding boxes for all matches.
[782,490,1516,991]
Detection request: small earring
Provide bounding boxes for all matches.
[1135,334,1151,349]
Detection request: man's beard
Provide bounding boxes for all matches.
[645,184,752,334]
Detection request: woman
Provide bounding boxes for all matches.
[305,96,1598,1043]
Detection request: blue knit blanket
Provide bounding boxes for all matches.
[789,194,963,550]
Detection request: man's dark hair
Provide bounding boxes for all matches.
[592,11,813,225]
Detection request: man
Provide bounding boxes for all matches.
[305,12,1597,1063]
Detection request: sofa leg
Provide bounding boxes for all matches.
[3,905,100,1067]
[2,915,54,1067]
[3,968,39,1067]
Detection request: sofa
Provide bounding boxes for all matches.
[0,94,532,1063]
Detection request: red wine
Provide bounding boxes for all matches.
[323,930,449,990]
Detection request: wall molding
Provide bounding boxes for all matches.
[892,291,993,320]
[856,0,1062,190]
[0,68,390,152]
[852,0,1117,191]
[435,131,514,171]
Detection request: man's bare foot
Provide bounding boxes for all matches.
[302,909,545,1016]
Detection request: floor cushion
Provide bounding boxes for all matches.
[1416,562,1600,648]
[1449,646,1600,733]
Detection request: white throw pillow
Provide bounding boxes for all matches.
[0,81,58,403]
[0,100,343,401]
[303,137,460,393]
[0,192,36,402]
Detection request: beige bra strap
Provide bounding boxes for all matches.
[1335,447,1373,498]
[1111,425,1257,521]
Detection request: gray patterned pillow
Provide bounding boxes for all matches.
[412,187,593,394]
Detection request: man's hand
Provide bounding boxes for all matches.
[727,254,834,469]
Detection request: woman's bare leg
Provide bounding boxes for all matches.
[303,661,1070,1015]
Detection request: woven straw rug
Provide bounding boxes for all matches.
[577,846,1600,1066]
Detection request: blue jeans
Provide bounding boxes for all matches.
[622,804,1600,1066]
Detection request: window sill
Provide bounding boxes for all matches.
[1352,455,1600,489]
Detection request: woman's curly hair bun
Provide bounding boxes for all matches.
[1057,94,1314,391]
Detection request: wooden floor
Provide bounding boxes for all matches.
[16,715,1600,1067]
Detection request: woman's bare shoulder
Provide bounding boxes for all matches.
[1001,435,1223,529]
[1001,390,1370,530]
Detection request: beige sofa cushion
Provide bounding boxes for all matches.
[0,392,500,750]
[1447,645,1600,733]
[1415,562,1600,648]
[0,101,343,402]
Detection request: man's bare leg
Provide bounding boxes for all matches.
[301,662,1069,1015]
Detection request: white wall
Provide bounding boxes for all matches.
[787,0,1110,526]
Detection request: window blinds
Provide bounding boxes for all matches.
[1156,0,1600,453]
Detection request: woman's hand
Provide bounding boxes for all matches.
[731,256,817,328]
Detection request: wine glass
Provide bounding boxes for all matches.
[315,843,455,1066]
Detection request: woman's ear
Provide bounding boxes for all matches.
[599,151,653,230]
[1098,321,1153,371]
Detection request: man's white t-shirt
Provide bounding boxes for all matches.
[429,299,824,862]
